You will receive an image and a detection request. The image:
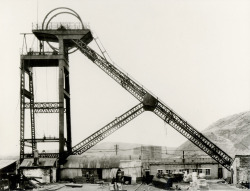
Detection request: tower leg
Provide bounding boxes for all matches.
[58,61,65,163]
[20,61,25,161]
[65,69,72,154]
[29,68,36,154]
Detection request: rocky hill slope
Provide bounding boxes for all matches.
[177,111,250,158]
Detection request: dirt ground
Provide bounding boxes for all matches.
[36,183,171,191]
[35,181,248,191]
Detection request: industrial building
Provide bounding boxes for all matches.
[59,156,141,184]
[232,155,250,185]
[148,157,228,180]
[0,160,19,190]
[133,146,162,160]
[19,158,57,183]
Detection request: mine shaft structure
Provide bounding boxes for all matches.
[20,8,233,170]
[20,8,92,163]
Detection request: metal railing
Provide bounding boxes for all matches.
[32,22,90,30]
[22,51,59,56]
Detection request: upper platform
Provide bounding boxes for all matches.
[32,22,93,47]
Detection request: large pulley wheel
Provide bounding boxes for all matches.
[42,7,84,54]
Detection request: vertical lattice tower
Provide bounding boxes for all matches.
[20,8,93,163]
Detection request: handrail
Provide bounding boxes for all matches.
[32,22,90,30]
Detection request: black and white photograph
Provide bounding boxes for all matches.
[0,0,250,190]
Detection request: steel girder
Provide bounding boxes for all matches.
[72,39,233,170]
[20,62,25,160]
[29,70,36,153]
[24,102,66,113]
[72,39,147,102]
[154,102,232,170]
[72,103,144,155]
[24,153,59,158]
[20,63,36,159]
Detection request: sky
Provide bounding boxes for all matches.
[0,0,250,156]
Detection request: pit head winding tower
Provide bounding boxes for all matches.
[20,8,93,164]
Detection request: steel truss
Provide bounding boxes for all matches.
[24,102,66,113]
[24,153,59,159]
[72,39,233,170]
[20,62,36,160]
[72,103,144,155]
[20,62,25,160]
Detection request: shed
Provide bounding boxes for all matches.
[119,160,142,184]
[0,160,18,175]
[20,158,57,183]
[0,160,18,190]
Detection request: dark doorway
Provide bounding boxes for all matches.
[218,168,223,179]
[97,168,102,179]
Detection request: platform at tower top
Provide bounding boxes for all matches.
[32,22,93,45]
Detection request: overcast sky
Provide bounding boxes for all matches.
[0,0,250,156]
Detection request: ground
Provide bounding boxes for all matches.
[35,180,248,191]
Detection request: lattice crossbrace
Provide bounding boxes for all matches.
[72,38,233,170]
[72,103,144,155]
[24,153,59,158]
[25,102,66,113]
[154,102,233,170]
[72,39,146,102]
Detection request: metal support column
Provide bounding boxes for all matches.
[65,69,72,154]
[58,38,65,162]
[58,38,71,162]
[20,61,25,161]
[29,68,36,153]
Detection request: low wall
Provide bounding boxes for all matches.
[60,169,82,180]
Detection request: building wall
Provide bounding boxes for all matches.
[232,155,250,184]
[134,146,162,160]
[102,169,113,180]
[119,160,142,184]
[22,168,53,183]
[60,169,82,180]
[149,163,219,179]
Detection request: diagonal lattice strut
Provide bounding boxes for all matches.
[72,103,144,155]
[72,39,233,170]
[154,102,233,170]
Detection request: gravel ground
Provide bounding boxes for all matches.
[36,181,248,191]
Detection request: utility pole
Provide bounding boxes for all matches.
[182,150,185,163]
[141,145,143,160]
[114,144,119,155]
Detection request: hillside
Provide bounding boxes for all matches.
[176,111,250,158]
[84,142,176,158]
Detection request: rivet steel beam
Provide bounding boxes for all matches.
[72,39,233,170]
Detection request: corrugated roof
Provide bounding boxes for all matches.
[20,158,57,167]
[0,160,17,169]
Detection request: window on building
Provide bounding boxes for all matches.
[179,169,189,173]
[198,169,202,174]
[193,169,198,172]
[185,169,189,174]
[205,169,210,175]
[166,170,173,174]
[157,169,163,174]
